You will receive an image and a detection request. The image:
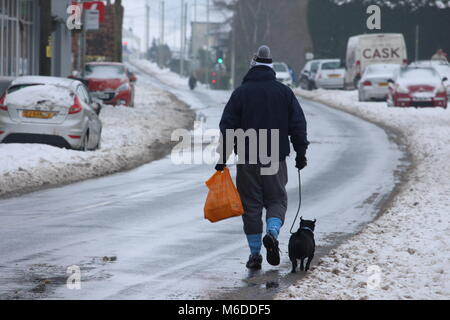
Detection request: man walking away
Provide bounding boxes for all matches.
[215,45,309,270]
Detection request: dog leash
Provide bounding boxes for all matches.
[289,170,302,235]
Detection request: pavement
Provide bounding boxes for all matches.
[0,67,405,299]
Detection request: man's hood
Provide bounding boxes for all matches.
[243,65,276,83]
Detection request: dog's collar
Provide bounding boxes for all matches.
[301,226,314,233]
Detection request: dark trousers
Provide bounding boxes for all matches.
[236,161,288,235]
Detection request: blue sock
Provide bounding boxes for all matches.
[246,234,262,256]
[266,217,283,239]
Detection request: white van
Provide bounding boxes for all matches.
[345,33,407,88]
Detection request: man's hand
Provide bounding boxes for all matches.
[215,163,226,171]
[295,155,307,170]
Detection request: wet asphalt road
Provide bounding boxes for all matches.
[0,66,404,299]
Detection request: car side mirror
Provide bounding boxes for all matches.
[92,99,102,115]
[128,72,137,83]
[443,77,448,82]
[71,77,89,87]
[387,79,394,84]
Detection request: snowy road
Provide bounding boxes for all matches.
[0,67,405,299]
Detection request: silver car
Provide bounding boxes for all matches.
[358,64,401,101]
[0,76,102,151]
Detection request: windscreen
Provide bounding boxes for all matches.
[321,61,341,70]
[85,64,126,79]
[273,63,288,72]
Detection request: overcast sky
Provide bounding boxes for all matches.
[122,0,228,52]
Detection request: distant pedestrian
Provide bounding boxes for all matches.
[288,65,298,87]
[188,74,197,90]
[431,48,448,62]
[215,45,309,270]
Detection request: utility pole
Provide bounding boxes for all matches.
[158,0,165,67]
[180,0,184,76]
[415,24,420,62]
[145,0,150,59]
[194,0,197,22]
[80,0,86,78]
[161,0,165,45]
[231,17,236,89]
[206,0,210,88]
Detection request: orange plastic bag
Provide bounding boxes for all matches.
[204,167,244,223]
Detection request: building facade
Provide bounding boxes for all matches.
[0,0,72,93]
[0,0,39,78]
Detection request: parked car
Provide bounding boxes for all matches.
[299,60,320,90]
[409,60,450,97]
[0,76,102,150]
[84,62,136,107]
[313,59,345,89]
[358,63,401,101]
[273,62,293,87]
[345,33,408,89]
[387,67,448,108]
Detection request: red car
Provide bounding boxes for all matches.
[387,67,448,108]
[84,62,137,107]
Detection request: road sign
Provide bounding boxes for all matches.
[71,1,106,23]
[84,9,99,31]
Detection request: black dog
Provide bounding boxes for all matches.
[288,217,316,273]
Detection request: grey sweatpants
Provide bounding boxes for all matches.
[236,161,288,235]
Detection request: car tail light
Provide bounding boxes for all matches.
[362,81,372,86]
[68,135,81,139]
[69,96,83,114]
[0,93,7,111]
[403,59,408,65]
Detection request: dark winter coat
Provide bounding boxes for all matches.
[218,65,309,163]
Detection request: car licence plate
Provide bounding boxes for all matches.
[22,110,56,119]
[328,74,341,78]
[412,97,431,101]
[378,82,388,87]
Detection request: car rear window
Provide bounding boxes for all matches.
[321,61,341,70]
[85,64,126,79]
[7,84,41,94]
[400,68,437,79]
[366,64,399,75]
[6,84,74,106]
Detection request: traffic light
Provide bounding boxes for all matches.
[211,72,218,87]
[217,57,224,64]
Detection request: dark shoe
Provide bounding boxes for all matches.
[246,254,262,270]
[263,233,280,266]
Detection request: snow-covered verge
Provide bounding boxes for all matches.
[128,59,208,90]
[278,89,450,300]
[0,83,194,197]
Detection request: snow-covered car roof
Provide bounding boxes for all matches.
[6,84,75,107]
[410,60,449,67]
[397,67,443,87]
[11,76,81,90]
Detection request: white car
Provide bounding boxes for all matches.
[358,63,401,101]
[0,76,102,151]
[314,59,345,89]
[273,62,293,87]
[409,60,450,97]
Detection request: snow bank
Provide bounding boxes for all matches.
[129,59,207,90]
[278,89,450,300]
[0,83,194,197]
